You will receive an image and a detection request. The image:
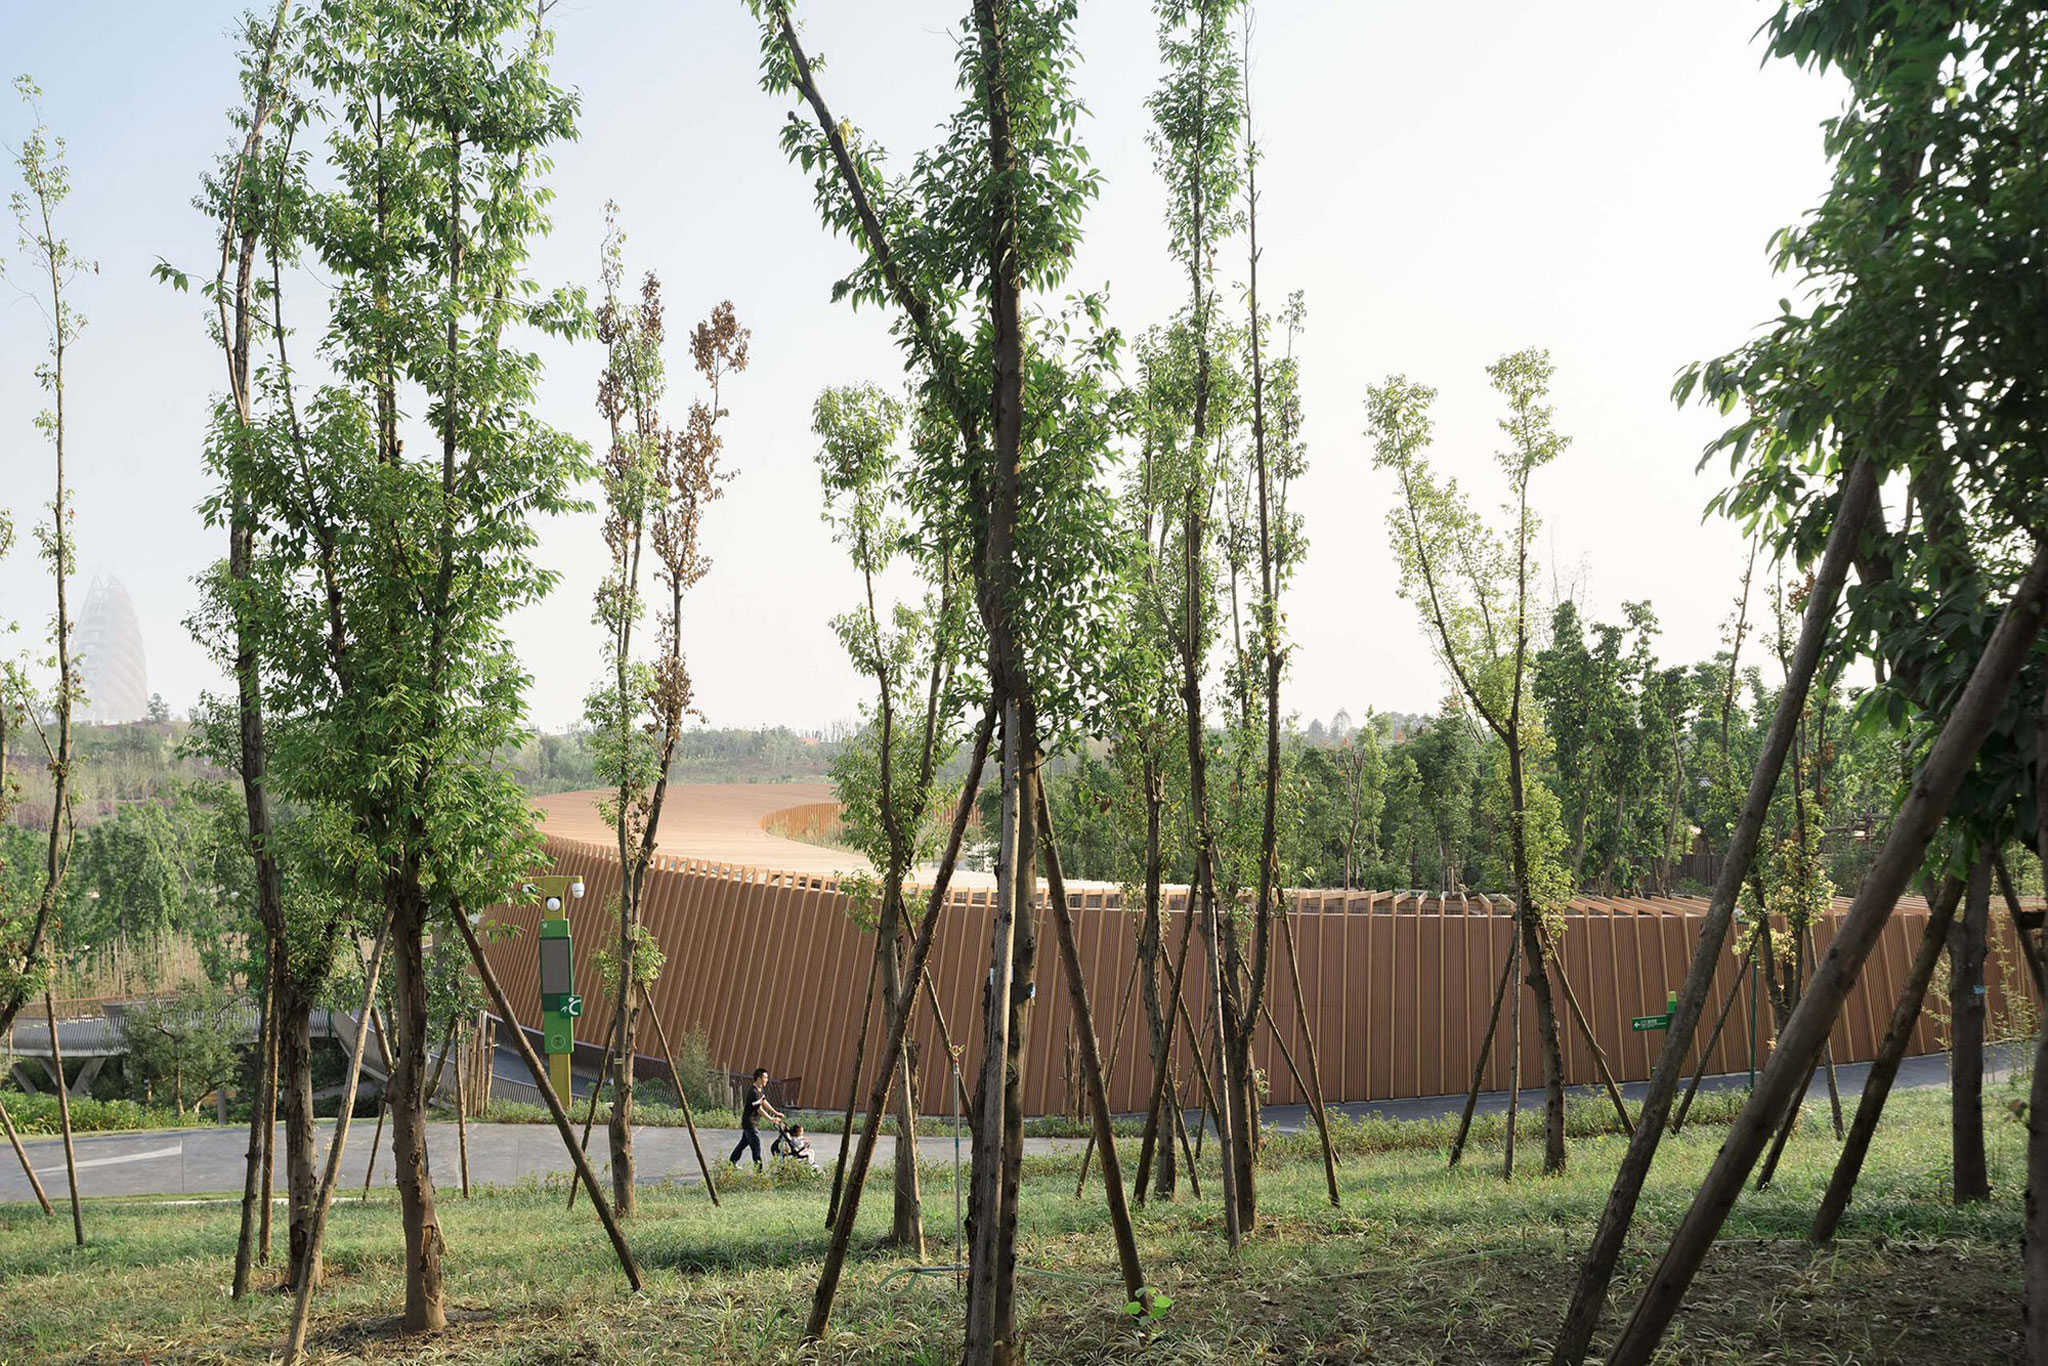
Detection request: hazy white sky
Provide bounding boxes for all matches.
[0,2,1843,735]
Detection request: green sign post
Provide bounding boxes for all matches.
[523,874,585,1103]
[1631,989,1679,1033]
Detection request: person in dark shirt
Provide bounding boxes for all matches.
[729,1066,783,1170]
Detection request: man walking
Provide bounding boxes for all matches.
[728,1067,783,1170]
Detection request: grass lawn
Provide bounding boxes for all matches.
[0,1085,2027,1363]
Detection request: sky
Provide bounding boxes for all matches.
[0,2,1846,736]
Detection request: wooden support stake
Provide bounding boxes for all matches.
[284,915,392,1364]
[452,1024,471,1198]
[1993,852,2048,1000]
[1811,874,1965,1242]
[640,986,719,1205]
[825,948,881,1229]
[1074,947,1144,1197]
[0,1088,53,1216]
[43,990,83,1245]
[1672,930,1758,1134]
[1544,937,1634,1135]
[568,1035,617,1211]
[1449,924,1519,1168]
[1037,779,1146,1303]
[450,903,641,1292]
[1276,896,1340,1205]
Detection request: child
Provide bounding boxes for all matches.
[773,1122,818,1169]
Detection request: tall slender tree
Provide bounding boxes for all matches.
[584,206,742,1216]
[746,3,1136,1355]
[813,381,971,1255]
[228,0,588,1332]
[1148,0,1254,1240]
[1369,352,1574,1175]
[0,77,84,1062]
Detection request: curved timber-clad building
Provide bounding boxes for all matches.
[77,575,149,724]
[478,784,2040,1116]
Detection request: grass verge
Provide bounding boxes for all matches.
[0,1085,2026,1363]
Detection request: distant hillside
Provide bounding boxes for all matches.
[500,725,845,793]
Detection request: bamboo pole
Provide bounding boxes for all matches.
[1604,538,2048,1366]
[1544,937,1634,1135]
[1450,921,1519,1167]
[259,1002,278,1262]
[0,1088,53,1216]
[1672,929,1759,1134]
[1811,873,1965,1242]
[452,1023,471,1198]
[1553,454,1880,1365]
[824,948,881,1228]
[358,1004,394,1202]
[805,706,990,1341]
[1037,778,1146,1303]
[568,1035,617,1211]
[1074,946,1144,1197]
[1993,853,2048,1000]
[450,903,641,1290]
[1276,897,1340,1205]
[640,986,718,1205]
[43,989,83,1245]
[283,916,392,1364]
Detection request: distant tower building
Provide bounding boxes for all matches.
[76,576,149,724]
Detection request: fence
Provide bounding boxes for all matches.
[476,834,2033,1117]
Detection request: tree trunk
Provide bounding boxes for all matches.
[1551,452,1879,1365]
[2026,685,2048,1364]
[1812,872,1965,1241]
[607,926,640,1219]
[1952,850,1992,1203]
[879,874,925,1256]
[277,973,322,1291]
[1604,536,2048,1366]
[233,950,277,1296]
[1508,740,1567,1174]
[386,882,446,1333]
[1134,881,1199,1203]
[964,696,1025,1365]
[990,743,1041,1362]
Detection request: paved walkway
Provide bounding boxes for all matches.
[0,1117,1052,1203]
[3,1046,2017,1205]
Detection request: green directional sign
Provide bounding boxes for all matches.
[1632,989,1679,1033]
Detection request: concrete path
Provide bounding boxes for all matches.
[3,1046,2017,1205]
[0,1117,1046,1203]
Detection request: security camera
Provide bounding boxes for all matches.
[520,882,539,898]
[544,894,564,912]
[570,878,586,900]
